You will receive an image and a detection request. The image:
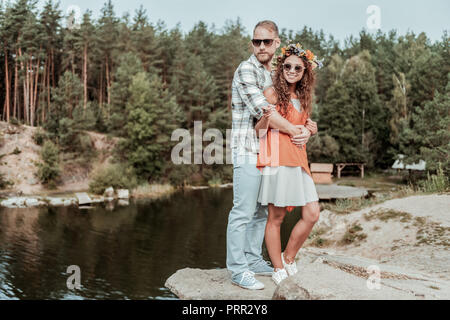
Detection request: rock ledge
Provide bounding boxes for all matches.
[165,250,450,300]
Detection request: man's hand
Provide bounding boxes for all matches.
[255,105,277,138]
[261,104,276,117]
[290,125,311,149]
[305,118,318,135]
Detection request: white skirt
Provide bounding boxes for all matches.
[258,166,319,207]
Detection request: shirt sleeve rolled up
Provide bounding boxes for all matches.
[234,62,270,121]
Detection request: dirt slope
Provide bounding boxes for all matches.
[0,121,117,196]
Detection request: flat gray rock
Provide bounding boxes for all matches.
[104,187,114,198]
[117,189,129,199]
[47,197,76,206]
[0,197,26,208]
[316,184,368,199]
[75,192,92,205]
[165,268,276,300]
[165,251,450,300]
[280,253,449,300]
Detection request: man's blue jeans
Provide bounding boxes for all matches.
[226,154,268,279]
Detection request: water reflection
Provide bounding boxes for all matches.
[0,188,303,300]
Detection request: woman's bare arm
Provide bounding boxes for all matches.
[254,87,302,137]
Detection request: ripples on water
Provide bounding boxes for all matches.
[0,188,303,300]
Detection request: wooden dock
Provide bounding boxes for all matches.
[315,184,368,200]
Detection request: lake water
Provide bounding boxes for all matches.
[0,188,305,300]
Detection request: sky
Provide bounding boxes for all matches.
[35,0,450,44]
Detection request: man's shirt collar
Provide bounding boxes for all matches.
[250,54,265,69]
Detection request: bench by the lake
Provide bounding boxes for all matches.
[336,163,365,178]
[310,163,334,184]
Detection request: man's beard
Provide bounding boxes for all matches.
[256,52,273,65]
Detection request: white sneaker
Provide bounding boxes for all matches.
[231,271,265,290]
[282,252,298,276]
[272,268,288,285]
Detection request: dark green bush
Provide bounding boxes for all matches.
[35,140,61,187]
[33,128,49,146]
[0,173,8,189]
[89,163,138,195]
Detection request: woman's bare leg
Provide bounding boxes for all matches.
[264,204,287,270]
[283,201,320,263]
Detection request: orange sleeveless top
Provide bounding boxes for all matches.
[256,101,312,177]
[256,101,312,212]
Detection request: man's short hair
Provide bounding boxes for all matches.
[253,20,279,37]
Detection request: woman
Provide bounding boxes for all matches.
[255,43,322,285]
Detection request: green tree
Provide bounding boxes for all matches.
[77,10,96,111]
[400,76,450,174]
[38,0,63,124]
[320,80,360,162]
[122,72,183,179]
[407,47,445,109]
[211,19,250,110]
[155,23,183,84]
[387,72,410,162]
[308,133,340,163]
[108,52,144,135]
[129,5,162,73]
[44,71,83,148]
[320,51,385,167]
[97,0,119,110]
[35,140,60,187]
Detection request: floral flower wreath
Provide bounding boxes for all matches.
[274,41,324,70]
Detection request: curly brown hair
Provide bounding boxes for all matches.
[272,55,316,117]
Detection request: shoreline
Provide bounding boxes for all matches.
[0,182,234,208]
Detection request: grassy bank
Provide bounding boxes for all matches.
[321,169,449,214]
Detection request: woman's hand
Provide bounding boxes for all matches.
[290,125,311,149]
[305,118,318,135]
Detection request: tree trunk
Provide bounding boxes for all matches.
[25,60,30,125]
[18,47,29,125]
[4,47,10,122]
[32,52,41,127]
[29,57,33,126]
[105,56,111,116]
[99,63,104,110]
[83,44,88,110]
[13,53,18,120]
[47,53,51,117]
[71,52,75,75]
[361,107,365,152]
[30,58,34,126]
[41,57,48,123]
[51,48,55,88]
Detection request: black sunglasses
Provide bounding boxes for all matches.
[251,39,274,47]
[283,63,304,73]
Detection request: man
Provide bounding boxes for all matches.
[227,20,316,290]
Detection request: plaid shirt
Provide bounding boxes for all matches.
[231,54,273,157]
